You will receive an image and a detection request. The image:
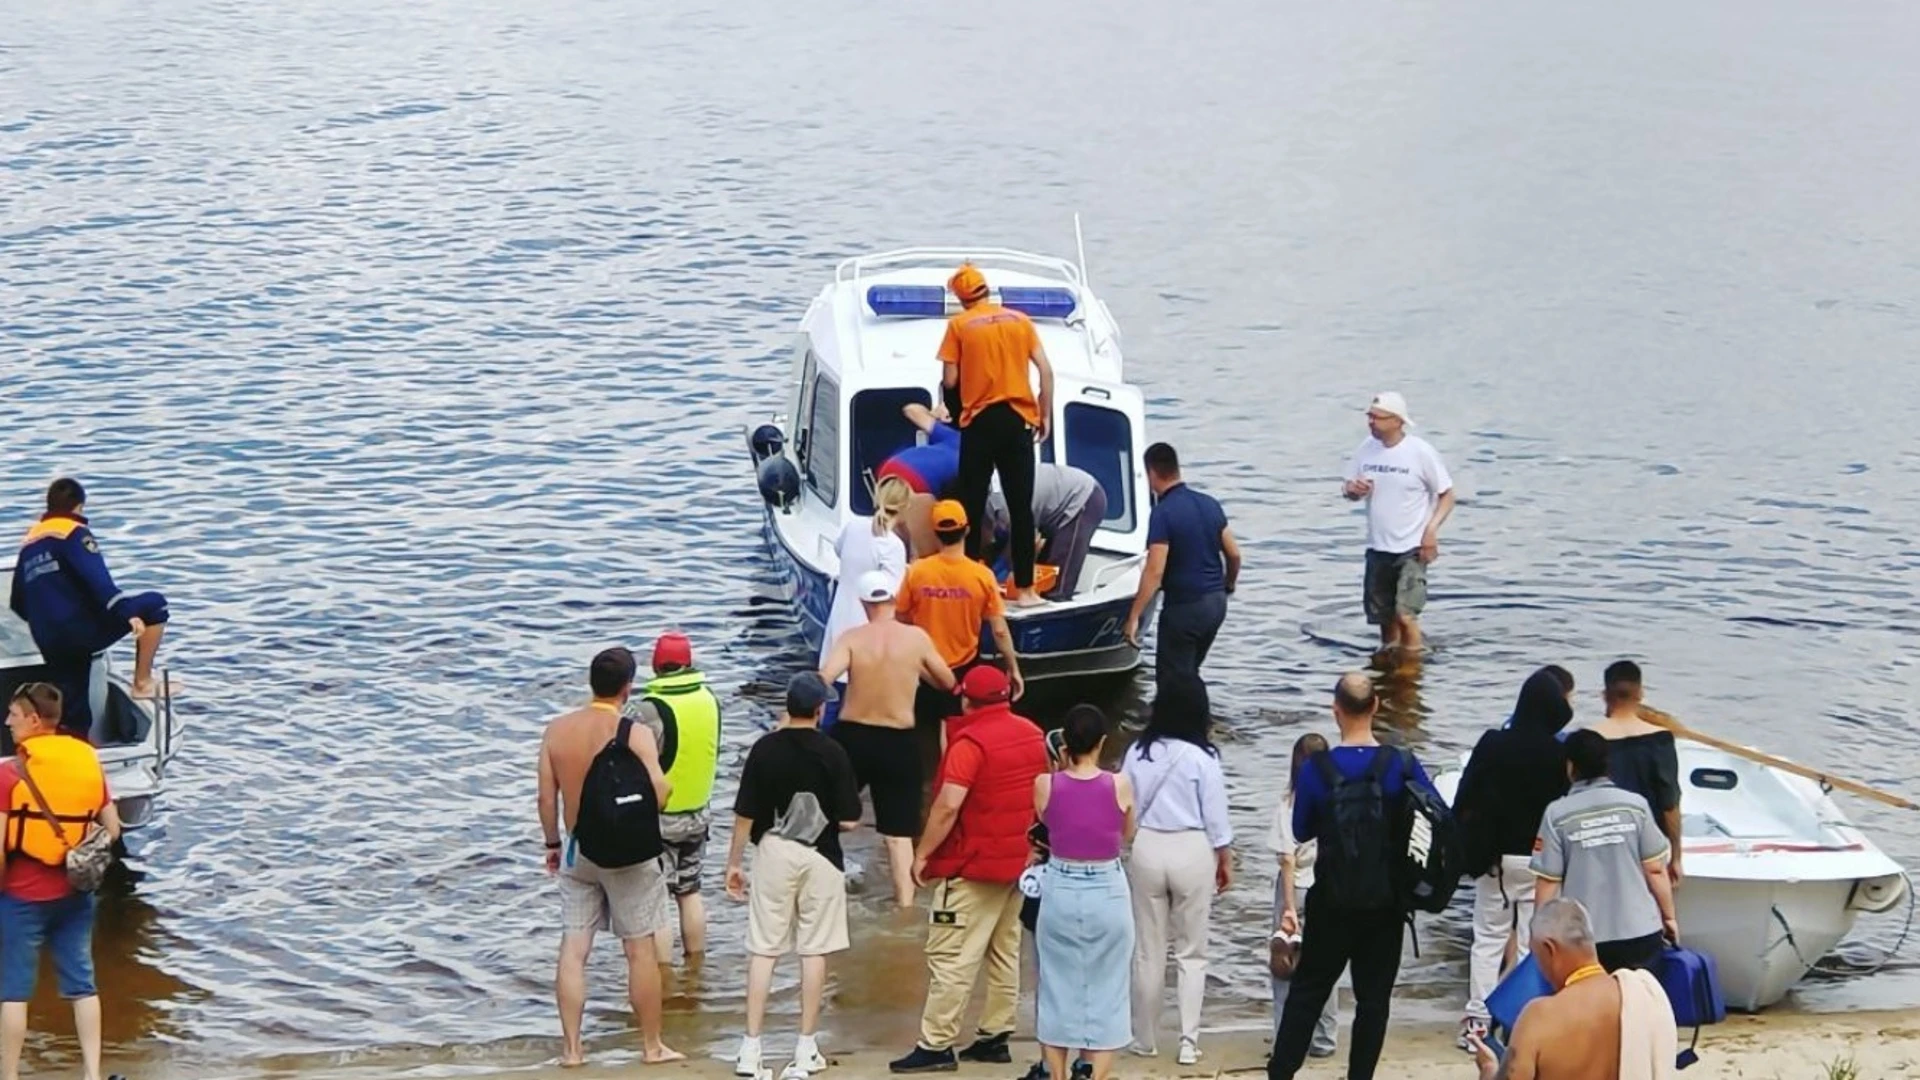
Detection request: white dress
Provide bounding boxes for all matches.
[818,516,907,668]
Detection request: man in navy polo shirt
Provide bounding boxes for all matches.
[1123,443,1242,691]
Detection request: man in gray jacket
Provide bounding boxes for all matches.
[986,463,1106,601]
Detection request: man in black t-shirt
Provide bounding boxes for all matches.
[725,673,862,1080]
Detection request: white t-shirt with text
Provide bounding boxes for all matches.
[1344,434,1453,554]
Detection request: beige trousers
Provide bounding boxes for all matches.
[1128,828,1217,1051]
[918,876,1025,1051]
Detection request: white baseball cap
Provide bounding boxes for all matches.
[1368,391,1412,425]
[855,570,896,603]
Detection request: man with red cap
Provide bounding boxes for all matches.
[633,631,723,964]
[938,263,1056,609]
[891,665,1049,1074]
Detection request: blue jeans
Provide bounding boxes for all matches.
[0,891,98,1001]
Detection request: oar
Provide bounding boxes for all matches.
[1639,707,1920,812]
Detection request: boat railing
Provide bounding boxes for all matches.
[835,247,1086,290]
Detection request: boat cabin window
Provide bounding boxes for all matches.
[1063,402,1136,533]
[799,362,840,509]
[850,387,933,515]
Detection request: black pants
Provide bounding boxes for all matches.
[1155,591,1227,689]
[958,402,1036,590]
[1597,931,1664,973]
[1269,893,1404,1080]
[41,652,97,739]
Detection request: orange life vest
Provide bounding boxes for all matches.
[5,733,106,866]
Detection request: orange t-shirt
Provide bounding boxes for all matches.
[896,551,1005,667]
[938,303,1042,428]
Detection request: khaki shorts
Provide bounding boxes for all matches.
[559,847,670,941]
[748,834,850,958]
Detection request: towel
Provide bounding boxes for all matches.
[1616,968,1679,1080]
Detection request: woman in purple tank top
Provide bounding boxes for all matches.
[1032,705,1137,1080]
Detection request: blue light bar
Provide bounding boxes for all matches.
[867,285,1078,320]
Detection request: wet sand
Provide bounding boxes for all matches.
[141,1010,1916,1080]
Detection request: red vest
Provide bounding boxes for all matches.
[924,704,1048,885]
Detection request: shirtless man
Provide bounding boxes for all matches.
[537,646,683,1067]
[1469,898,1676,1080]
[820,570,957,906]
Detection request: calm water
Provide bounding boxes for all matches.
[5,0,1920,1068]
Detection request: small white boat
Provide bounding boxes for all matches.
[745,245,1153,683]
[1434,739,1907,1011]
[0,602,181,833]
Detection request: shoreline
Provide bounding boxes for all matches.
[119,1010,1919,1079]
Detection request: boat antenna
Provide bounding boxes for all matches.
[1073,213,1091,290]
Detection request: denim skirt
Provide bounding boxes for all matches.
[1036,859,1134,1051]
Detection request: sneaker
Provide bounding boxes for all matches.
[1126,1043,1158,1058]
[794,1039,828,1073]
[1019,1063,1051,1080]
[736,1037,764,1078]
[1177,1038,1202,1066]
[1071,1062,1094,1080]
[1309,1041,1338,1059]
[780,1064,811,1080]
[888,1046,958,1074]
[1457,1017,1489,1053]
[958,1033,1012,1064]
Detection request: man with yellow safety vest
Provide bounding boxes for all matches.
[634,632,722,965]
[9,478,172,739]
[0,681,123,1080]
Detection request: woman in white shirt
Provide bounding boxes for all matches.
[1271,732,1338,1057]
[1121,675,1234,1066]
[818,476,911,667]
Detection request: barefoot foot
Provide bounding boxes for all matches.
[645,1044,687,1064]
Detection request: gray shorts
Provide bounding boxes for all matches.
[559,846,670,940]
[1363,548,1427,625]
[659,809,711,898]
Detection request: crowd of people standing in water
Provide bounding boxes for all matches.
[531,265,1691,1080]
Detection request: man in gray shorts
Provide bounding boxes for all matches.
[538,647,683,1067]
[1341,392,1454,653]
[1531,730,1679,973]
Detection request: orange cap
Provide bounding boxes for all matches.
[932,499,969,530]
[948,264,990,303]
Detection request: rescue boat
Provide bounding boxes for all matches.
[745,245,1153,683]
[0,602,181,834]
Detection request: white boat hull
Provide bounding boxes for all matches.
[1434,737,1907,1010]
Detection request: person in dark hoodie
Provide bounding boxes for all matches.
[1449,665,1575,1051]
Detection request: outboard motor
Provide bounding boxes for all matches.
[750,424,785,463]
[757,456,801,511]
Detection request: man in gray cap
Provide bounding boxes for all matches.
[1341,391,1455,654]
[726,672,863,1080]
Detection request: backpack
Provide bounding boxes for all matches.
[1395,758,1464,914]
[1311,749,1398,911]
[572,715,664,869]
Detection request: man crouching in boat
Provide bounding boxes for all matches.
[1468,898,1677,1080]
[10,479,171,738]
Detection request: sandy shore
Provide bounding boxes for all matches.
[172,1010,1917,1080]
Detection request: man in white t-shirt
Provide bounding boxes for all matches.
[1340,392,1455,653]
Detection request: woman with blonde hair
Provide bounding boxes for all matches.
[817,476,912,722]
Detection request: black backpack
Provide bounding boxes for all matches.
[1312,749,1399,911]
[1396,760,1465,915]
[572,715,664,869]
